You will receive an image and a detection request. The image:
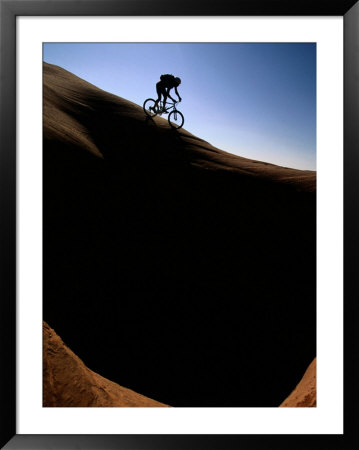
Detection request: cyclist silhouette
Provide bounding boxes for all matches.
[153,74,182,112]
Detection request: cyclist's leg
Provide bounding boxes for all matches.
[162,91,168,111]
[153,82,162,109]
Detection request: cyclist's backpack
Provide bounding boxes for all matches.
[160,74,175,86]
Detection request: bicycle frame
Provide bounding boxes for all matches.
[158,100,178,115]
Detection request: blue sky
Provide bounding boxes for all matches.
[43,43,316,170]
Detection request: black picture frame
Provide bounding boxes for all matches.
[1,0,358,448]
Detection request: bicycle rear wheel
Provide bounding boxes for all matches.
[168,110,184,129]
[143,98,158,117]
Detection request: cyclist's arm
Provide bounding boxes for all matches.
[175,87,182,101]
[166,87,176,102]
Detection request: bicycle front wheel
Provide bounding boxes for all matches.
[143,98,158,117]
[168,110,184,129]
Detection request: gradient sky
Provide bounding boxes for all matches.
[43,43,316,170]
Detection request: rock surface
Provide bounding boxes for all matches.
[43,322,168,407]
[280,358,316,407]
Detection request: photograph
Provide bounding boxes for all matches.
[42,42,316,408]
[1,0,358,447]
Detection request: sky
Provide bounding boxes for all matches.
[43,43,316,170]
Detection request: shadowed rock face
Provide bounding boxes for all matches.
[43,320,315,407]
[43,62,316,407]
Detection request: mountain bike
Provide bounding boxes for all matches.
[143,98,184,129]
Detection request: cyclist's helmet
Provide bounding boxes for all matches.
[175,77,181,86]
